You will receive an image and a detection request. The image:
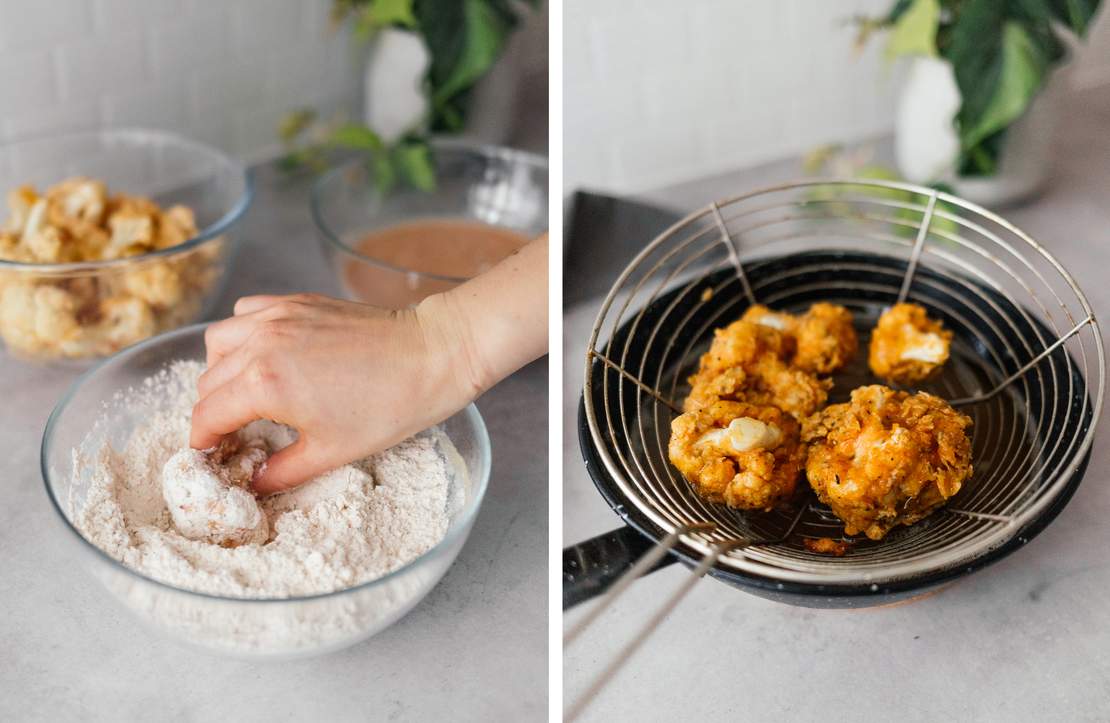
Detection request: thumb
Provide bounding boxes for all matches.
[252,437,334,495]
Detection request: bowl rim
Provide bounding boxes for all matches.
[40,322,493,604]
[310,137,548,284]
[0,127,254,273]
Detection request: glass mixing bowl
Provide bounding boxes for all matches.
[41,324,491,659]
[0,129,251,362]
[311,138,548,308]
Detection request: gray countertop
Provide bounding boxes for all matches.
[0,164,548,721]
[564,85,1110,721]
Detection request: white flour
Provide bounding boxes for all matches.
[73,360,461,600]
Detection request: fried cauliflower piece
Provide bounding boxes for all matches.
[793,303,859,375]
[802,385,972,540]
[684,319,830,418]
[695,317,792,373]
[741,302,858,374]
[669,400,804,510]
[682,319,828,418]
[868,303,953,384]
[685,359,830,419]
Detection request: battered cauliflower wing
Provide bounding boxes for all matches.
[694,317,792,373]
[741,302,858,374]
[868,303,953,384]
[669,400,805,510]
[685,359,830,419]
[684,319,830,418]
[802,385,972,540]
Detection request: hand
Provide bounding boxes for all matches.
[191,235,547,494]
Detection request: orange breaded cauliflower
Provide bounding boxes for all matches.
[741,302,858,374]
[802,385,972,540]
[868,303,953,384]
[685,359,830,419]
[694,318,792,374]
[683,319,830,419]
[669,400,805,511]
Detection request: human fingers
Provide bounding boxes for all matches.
[233,295,288,316]
[189,375,266,450]
[251,437,336,495]
[204,313,266,367]
[197,344,253,400]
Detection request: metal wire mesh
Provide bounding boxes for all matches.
[583,179,1104,587]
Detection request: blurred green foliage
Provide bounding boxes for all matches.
[280,0,541,192]
[856,0,1101,176]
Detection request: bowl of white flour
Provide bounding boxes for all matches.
[41,323,490,659]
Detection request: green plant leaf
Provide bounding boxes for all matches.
[885,0,940,61]
[958,21,1048,151]
[431,0,510,107]
[416,0,525,130]
[330,123,386,152]
[887,0,918,23]
[392,142,437,191]
[372,153,397,195]
[1047,0,1100,35]
[278,108,317,143]
[370,0,417,28]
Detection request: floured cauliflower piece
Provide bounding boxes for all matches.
[741,302,858,375]
[802,385,972,540]
[669,400,804,510]
[0,177,220,359]
[683,319,830,419]
[162,438,271,547]
[868,303,953,384]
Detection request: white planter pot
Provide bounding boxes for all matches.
[895,56,1070,207]
[362,28,519,145]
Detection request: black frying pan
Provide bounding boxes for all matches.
[564,251,1095,610]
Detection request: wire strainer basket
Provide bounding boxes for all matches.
[565,179,1103,718]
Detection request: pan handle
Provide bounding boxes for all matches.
[562,525,677,610]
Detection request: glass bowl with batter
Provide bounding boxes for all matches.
[41,324,492,660]
[311,139,548,308]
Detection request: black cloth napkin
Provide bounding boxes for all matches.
[563,191,680,307]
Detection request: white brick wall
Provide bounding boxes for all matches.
[565,0,1110,195]
[0,0,360,162]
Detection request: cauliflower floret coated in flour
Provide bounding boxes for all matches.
[162,439,271,547]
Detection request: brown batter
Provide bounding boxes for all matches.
[342,218,529,308]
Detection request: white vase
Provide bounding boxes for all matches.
[362,28,519,145]
[895,56,1071,207]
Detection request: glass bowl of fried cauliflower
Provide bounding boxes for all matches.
[0,129,251,361]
